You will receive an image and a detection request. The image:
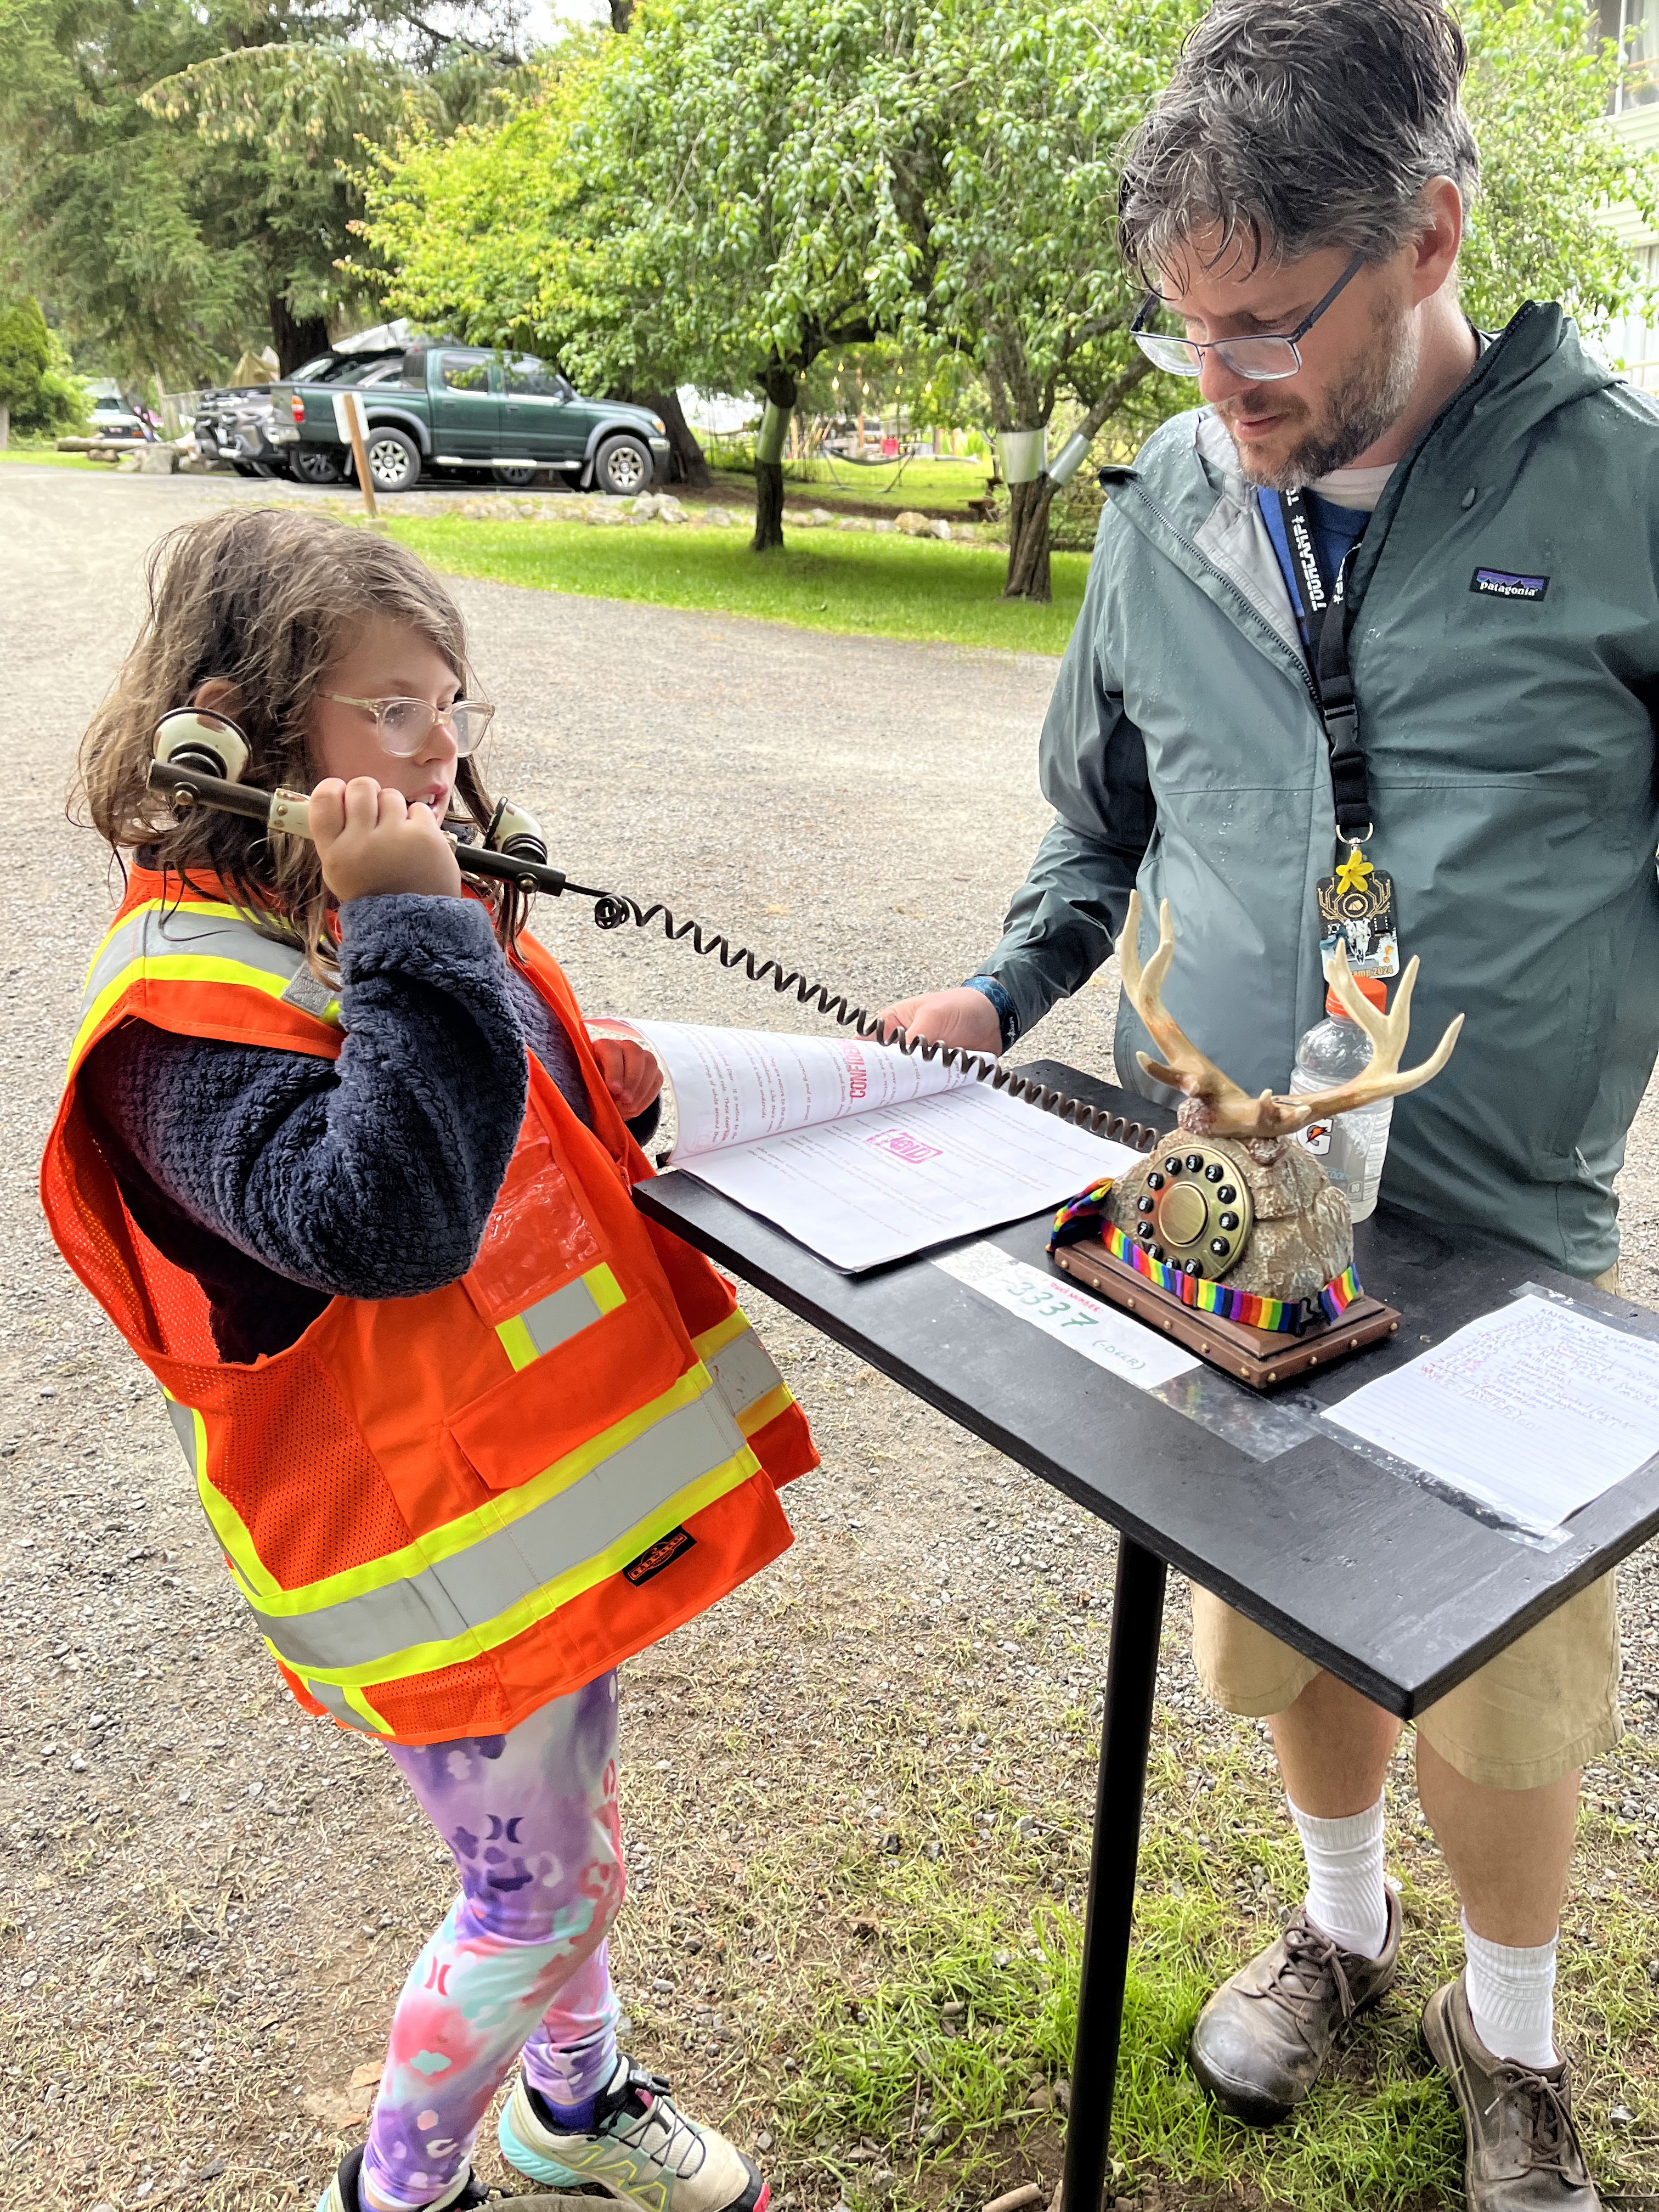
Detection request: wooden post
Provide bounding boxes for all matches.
[334,390,378,519]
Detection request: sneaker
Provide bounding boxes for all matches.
[1188,1887,1402,2125]
[1423,1975,1601,2209]
[498,2057,767,2212]
[317,2143,493,2212]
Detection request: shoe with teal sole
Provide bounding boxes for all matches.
[498,2057,767,2212]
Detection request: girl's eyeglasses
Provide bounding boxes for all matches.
[325,693,495,757]
[1130,253,1365,382]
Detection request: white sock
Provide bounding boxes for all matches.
[1462,1915,1559,2069]
[1289,1793,1390,1959]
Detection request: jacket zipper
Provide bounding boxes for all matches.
[1110,475,1324,719]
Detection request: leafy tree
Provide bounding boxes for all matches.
[0,0,525,382]
[1459,0,1658,328]
[0,294,87,439]
[365,0,923,543]
[365,0,1659,591]
[890,0,1198,601]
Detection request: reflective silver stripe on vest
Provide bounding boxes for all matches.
[251,1388,747,1674]
[521,1274,606,1358]
[304,1678,383,1734]
[165,1396,199,1475]
[80,902,317,1019]
[707,1327,783,1421]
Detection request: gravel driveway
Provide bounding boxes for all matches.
[3,464,1656,2210]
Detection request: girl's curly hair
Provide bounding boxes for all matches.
[77,506,528,971]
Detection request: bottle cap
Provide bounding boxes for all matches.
[1327,974,1387,1018]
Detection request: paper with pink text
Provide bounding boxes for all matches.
[617,1020,1138,1271]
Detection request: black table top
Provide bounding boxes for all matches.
[635,1061,1659,1717]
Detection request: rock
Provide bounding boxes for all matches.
[783,508,820,528]
[701,506,736,527]
[134,443,180,475]
[930,518,953,540]
[809,508,836,526]
[873,518,898,533]
[836,516,872,531]
[895,509,932,537]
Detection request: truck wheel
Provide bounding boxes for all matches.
[365,426,421,493]
[290,448,343,487]
[595,435,652,496]
[494,464,537,488]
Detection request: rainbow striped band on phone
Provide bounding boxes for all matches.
[1048,1177,1364,1336]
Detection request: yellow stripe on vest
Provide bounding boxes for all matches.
[255,1386,761,1689]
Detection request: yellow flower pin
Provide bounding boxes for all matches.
[1333,848,1375,898]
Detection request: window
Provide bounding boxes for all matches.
[440,354,492,392]
[502,356,567,399]
[1600,0,1658,111]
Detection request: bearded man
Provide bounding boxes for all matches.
[883,3,1659,2204]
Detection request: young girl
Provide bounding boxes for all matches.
[42,508,818,2212]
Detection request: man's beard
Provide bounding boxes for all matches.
[1227,293,1420,490]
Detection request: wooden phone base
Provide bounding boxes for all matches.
[1051,1237,1401,1391]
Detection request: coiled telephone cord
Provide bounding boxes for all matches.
[586,891,1159,1154]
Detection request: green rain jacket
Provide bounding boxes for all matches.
[979,304,1659,1280]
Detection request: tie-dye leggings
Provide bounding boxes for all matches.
[360,1671,627,2212]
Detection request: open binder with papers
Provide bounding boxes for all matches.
[610,1019,1144,1272]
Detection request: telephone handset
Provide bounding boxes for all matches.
[146,709,1161,1152]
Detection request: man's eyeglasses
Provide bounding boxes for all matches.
[325,693,495,757]
[1130,253,1365,382]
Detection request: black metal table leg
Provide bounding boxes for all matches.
[1060,1536,1167,2212]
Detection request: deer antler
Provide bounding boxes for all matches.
[1288,938,1464,1131]
[1116,892,1464,1141]
[1118,893,1270,1136]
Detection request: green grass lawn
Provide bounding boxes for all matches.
[387,514,1085,654]
[706,454,993,517]
[0,445,104,469]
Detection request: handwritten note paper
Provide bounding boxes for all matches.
[1326,1294,1659,1531]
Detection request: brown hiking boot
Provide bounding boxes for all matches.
[1188,1888,1402,2125]
[1423,1976,1600,2209]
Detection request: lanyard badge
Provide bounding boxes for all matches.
[1272,488,1398,980]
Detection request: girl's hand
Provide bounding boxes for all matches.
[311,776,463,904]
[590,1037,664,1122]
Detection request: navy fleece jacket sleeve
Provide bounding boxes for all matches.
[81,893,531,1302]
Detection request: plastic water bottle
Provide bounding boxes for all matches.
[1289,975,1394,1222]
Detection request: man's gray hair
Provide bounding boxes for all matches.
[1119,0,1480,281]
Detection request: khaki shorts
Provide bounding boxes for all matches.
[1190,1573,1621,1791]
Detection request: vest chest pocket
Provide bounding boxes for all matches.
[463,1126,602,1325]
[447,1294,692,1492]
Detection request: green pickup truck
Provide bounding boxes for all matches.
[270,339,673,495]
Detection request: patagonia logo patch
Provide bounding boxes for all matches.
[1471,566,1549,602]
[622,1527,696,1587]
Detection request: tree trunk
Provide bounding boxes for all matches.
[644,388,710,487]
[751,383,794,552]
[268,299,331,377]
[0,402,8,451]
[1003,475,1058,602]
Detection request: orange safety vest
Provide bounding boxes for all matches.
[41,868,817,1745]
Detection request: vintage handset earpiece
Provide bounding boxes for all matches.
[143,710,1158,1147]
[153,708,252,783]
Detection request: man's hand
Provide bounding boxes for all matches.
[876,986,1003,1056]
[311,777,463,904]
[590,1036,664,1122]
